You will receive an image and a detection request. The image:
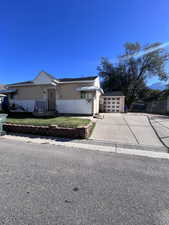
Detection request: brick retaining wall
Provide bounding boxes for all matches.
[3,122,94,139]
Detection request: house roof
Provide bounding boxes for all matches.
[0,89,16,94]
[8,81,33,86]
[144,90,166,102]
[8,72,98,86]
[59,76,97,82]
[103,91,124,96]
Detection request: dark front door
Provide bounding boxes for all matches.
[48,89,56,111]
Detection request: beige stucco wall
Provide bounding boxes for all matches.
[10,85,47,101]
[57,82,94,100]
[9,82,95,101]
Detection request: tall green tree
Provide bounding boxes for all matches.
[98,42,169,108]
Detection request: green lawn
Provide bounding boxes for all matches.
[6,116,91,128]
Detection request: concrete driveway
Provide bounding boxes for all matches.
[91,113,163,147]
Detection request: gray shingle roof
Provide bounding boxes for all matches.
[59,76,97,82]
[103,91,124,96]
[8,81,33,86]
[8,73,98,86]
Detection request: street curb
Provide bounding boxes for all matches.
[2,135,169,160]
[147,116,169,153]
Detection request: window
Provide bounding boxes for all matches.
[10,93,15,99]
[81,92,86,99]
[81,92,93,99]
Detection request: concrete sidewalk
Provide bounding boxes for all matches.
[149,115,169,149]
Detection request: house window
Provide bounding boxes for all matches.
[10,93,16,99]
[81,92,93,99]
[81,91,86,99]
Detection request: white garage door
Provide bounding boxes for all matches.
[103,96,121,112]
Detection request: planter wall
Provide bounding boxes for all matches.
[3,122,94,139]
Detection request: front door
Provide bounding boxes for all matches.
[48,89,56,111]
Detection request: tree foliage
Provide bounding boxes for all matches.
[98,42,169,107]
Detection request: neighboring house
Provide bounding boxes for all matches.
[0,94,5,111]
[130,100,146,112]
[0,85,6,111]
[0,84,5,90]
[145,94,169,114]
[0,71,103,115]
[100,91,125,113]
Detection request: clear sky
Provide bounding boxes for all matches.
[0,0,169,84]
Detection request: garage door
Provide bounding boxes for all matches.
[103,96,121,112]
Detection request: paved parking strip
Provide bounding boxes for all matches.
[91,114,138,144]
[91,113,164,147]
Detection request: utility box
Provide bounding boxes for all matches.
[0,114,8,135]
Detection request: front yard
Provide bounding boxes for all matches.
[1,113,94,138]
[6,116,91,128]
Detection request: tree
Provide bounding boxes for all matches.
[98,42,169,108]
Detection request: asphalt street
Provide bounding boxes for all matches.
[0,138,169,225]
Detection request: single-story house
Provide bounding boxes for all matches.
[0,71,104,115]
[100,91,125,112]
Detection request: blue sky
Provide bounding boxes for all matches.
[0,0,169,85]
